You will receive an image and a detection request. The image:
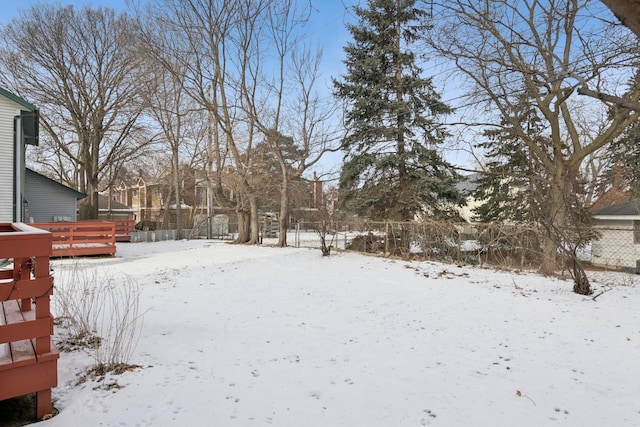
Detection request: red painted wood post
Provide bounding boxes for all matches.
[36,389,53,419]
[34,252,53,354]
[34,232,55,419]
[18,257,32,312]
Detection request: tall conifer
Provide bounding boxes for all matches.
[333,0,460,221]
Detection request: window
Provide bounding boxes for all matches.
[634,221,640,244]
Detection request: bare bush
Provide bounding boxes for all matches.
[315,221,337,256]
[53,261,143,373]
[340,220,550,271]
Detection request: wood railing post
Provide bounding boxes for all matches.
[17,257,32,312]
[35,250,53,354]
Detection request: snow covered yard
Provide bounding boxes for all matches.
[36,240,640,426]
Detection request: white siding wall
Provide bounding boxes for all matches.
[592,219,640,270]
[0,97,20,221]
[457,196,483,222]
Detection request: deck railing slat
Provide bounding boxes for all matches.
[33,220,117,257]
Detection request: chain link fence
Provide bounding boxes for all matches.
[187,215,640,273]
[276,220,549,271]
[590,225,639,273]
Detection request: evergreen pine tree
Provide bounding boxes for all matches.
[475,102,595,281]
[473,106,549,223]
[333,0,461,221]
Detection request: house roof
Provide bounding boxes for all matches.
[456,172,483,195]
[592,199,640,217]
[26,168,86,198]
[97,193,135,211]
[0,87,36,111]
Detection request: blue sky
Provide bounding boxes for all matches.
[0,0,358,174]
[0,1,470,171]
[0,0,356,89]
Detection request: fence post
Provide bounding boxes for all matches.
[296,222,300,248]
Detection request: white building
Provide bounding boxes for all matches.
[0,87,84,223]
[591,200,640,272]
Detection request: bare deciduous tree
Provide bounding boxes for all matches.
[564,1,640,110]
[251,0,339,246]
[143,0,271,244]
[430,0,639,293]
[0,5,153,218]
[141,0,338,246]
[601,0,640,37]
[145,61,193,238]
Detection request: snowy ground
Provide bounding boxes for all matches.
[34,239,640,426]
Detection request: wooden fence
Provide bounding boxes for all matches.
[33,221,117,257]
[0,223,58,420]
[113,219,135,242]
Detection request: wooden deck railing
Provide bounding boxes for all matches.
[0,222,58,420]
[113,219,135,242]
[33,221,116,257]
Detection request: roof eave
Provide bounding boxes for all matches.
[0,87,37,111]
[593,215,640,221]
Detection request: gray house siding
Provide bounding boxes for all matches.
[24,169,85,223]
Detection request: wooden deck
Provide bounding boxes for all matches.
[33,221,117,257]
[0,223,59,420]
[113,219,135,242]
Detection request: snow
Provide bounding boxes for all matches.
[36,239,640,426]
[52,243,112,249]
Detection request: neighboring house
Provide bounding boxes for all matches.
[455,172,483,222]
[117,177,163,225]
[591,199,640,272]
[325,186,339,216]
[309,172,324,210]
[0,87,39,222]
[590,163,631,211]
[113,166,338,231]
[116,176,193,229]
[97,193,136,221]
[24,168,85,222]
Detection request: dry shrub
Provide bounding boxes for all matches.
[53,261,144,374]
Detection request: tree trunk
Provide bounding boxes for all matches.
[571,256,592,295]
[539,168,567,275]
[173,150,182,240]
[395,14,409,222]
[277,176,289,247]
[85,180,99,220]
[540,234,557,276]
[248,194,259,245]
[161,185,173,230]
[84,142,100,220]
[234,203,250,244]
